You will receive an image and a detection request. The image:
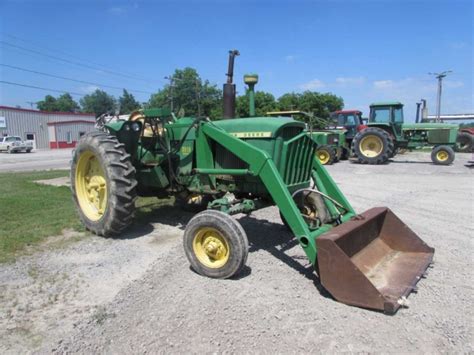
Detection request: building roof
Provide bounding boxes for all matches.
[0,105,95,117]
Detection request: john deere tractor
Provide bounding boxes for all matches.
[352,102,458,165]
[71,52,434,313]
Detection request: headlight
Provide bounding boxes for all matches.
[131,122,141,132]
[124,124,131,131]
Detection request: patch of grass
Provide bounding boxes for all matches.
[0,170,83,263]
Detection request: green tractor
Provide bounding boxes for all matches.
[266,110,346,165]
[71,53,434,313]
[352,101,458,165]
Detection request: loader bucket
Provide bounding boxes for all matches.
[316,207,434,314]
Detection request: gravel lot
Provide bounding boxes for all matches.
[0,151,473,354]
[0,149,73,172]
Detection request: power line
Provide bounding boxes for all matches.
[0,40,159,86]
[2,33,134,77]
[1,63,155,95]
[0,80,86,97]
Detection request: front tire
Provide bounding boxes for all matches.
[184,210,248,279]
[315,145,336,165]
[351,127,394,164]
[71,131,137,236]
[431,145,455,165]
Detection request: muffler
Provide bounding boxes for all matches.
[316,207,434,314]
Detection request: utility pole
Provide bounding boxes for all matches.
[429,70,452,122]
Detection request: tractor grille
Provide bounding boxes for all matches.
[280,133,317,186]
[215,142,248,170]
[327,133,339,145]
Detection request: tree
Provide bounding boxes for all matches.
[37,93,79,112]
[236,90,277,117]
[55,93,80,112]
[148,67,222,119]
[80,89,117,117]
[119,89,141,114]
[275,91,344,124]
[277,93,301,111]
[37,95,58,112]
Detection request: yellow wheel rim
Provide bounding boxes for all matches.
[317,150,330,165]
[75,151,108,221]
[359,135,383,157]
[193,227,230,268]
[436,150,449,162]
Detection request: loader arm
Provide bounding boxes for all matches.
[198,122,356,265]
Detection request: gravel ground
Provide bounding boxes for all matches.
[0,151,473,353]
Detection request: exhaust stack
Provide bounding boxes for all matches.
[223,50,240,119]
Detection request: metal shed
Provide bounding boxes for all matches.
[0,106,96,149]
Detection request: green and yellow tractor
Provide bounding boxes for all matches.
[71,53,434,313]
[352,102,458,165]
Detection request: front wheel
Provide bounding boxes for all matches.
[184,210,248,279]
[315,145,336,165]
[431,145,455,165]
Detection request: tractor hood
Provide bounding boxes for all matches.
[212,117,305,138]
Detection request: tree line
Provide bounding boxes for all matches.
[36,67,344,120]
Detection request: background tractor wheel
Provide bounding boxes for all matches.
[315,145,336,165]
[71,131,137,236]
[351,127,394,164]
[280,190,330,230]
[184,210,248,279]
[334,147,342,162]
[456,132,473,153]
[431,145,455,165]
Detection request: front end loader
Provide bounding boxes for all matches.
[70,53,434,313]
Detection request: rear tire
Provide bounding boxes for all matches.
[71,131,137,236]
[315,145,336,165]
[456,132,473,153]
[431,145,455,165]
[184,210,248,279]
[351,127,394,164]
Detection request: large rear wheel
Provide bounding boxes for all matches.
[351,128,394,164]
[456,132,473,153]
[71,131,137,236]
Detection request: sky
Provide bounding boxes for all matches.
[0,0,472,121]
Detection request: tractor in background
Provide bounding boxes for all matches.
[266,110,346,165]
[352,101,458,165]
[71,51,434,313]
[329,109,366,159]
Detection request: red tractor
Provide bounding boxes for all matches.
[329,109,367,159]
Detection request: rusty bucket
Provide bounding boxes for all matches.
[316,207,434,314]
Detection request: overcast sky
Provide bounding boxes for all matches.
[1,0,472,120]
